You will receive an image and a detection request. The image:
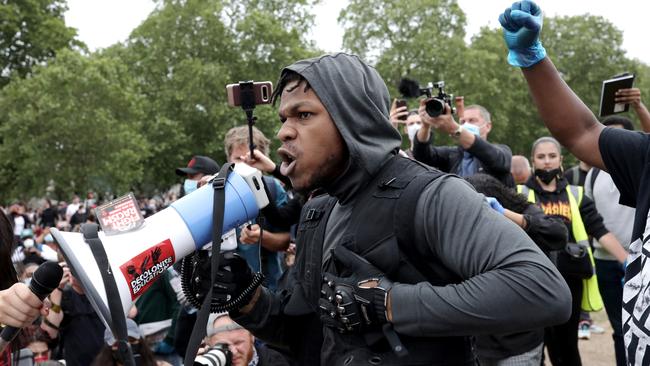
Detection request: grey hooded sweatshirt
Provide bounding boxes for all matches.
[233,53,571,365]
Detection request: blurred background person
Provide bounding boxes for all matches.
[91,318,169,366]
[467,173,568,365]
[204,313,289,366]
[511,155,531,185]
[414,103,514,186]
[175,155,220,197]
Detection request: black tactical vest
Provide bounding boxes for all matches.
[286,155,475,365]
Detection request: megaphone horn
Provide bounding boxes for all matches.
[51,165,268,332]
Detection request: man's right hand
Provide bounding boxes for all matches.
[0,283,44,328]
[498,0,546,68]
[242,149,276,174]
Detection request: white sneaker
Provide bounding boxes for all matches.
[590,323,606,334]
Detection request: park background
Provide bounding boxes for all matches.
[1,0,648,203]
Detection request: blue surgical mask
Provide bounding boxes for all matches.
[462,123,481,136]
[44,234,53,243]
[184,179,199,195]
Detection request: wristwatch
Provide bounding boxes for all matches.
[451,125,463,139]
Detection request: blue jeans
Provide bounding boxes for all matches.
[595,258,625,366]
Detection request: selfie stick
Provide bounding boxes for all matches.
[239,81,257,159]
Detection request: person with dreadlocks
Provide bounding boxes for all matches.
[466,173,568,365]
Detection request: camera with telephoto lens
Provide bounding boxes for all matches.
[398,77,455,117]
[194,343,232,366]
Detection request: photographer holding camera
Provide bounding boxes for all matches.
[414,102,515,187]
[199,314,289,366]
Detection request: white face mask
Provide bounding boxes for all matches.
[23,238,35,249]
[462,123,481,136]
[407,123,421,142]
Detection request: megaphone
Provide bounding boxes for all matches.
[51,164,269,332]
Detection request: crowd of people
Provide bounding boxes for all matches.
[2,1,650,365]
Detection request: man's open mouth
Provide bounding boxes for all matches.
[278,148,297,177]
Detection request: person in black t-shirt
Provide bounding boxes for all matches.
[499,2,650,364]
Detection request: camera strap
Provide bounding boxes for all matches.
[81,223,135,366]
[183,163,233,366]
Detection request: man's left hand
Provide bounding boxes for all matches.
[319,246,394,333]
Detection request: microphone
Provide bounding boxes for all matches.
[0,262,63,352]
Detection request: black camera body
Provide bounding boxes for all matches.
[398,78,455,117]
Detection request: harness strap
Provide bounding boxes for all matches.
[183,163,232,366]
[82,223,135,366]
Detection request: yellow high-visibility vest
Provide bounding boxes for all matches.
[517,184,603,312]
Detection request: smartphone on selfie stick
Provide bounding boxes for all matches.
[226,81,273,158]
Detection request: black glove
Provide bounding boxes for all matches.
[212,251,257,306]
[319,245,394,333]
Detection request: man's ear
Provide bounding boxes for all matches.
[485,122,492,135]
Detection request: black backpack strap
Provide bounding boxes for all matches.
[82,223,135,366]
[586,168,601,199]
[394,172,445,284]
[183,163,233,366]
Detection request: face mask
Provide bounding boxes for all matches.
[407,123,421,141]
[23,238,34,248]
[34,354,49,363]
[44,234,54,243]
[462,123,481,136]
[534,168,562,185]
[23,278,32,286]
[184,179,199,195]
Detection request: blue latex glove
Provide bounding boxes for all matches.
[486,197,505,215]
[498,0,546,67]
[154,340,175,355]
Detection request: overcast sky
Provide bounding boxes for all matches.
[65,0,649,65]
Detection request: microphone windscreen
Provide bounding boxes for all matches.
[30,262,64,300]
[398,78,421,99]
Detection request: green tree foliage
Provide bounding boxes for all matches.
[340,3,649,159]
[0,50,148,201]
[339,0,467,98]
[0,0,83,88]
[116,0,320,192]
[542,16,631,115]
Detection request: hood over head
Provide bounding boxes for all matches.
[281,53,401,203]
